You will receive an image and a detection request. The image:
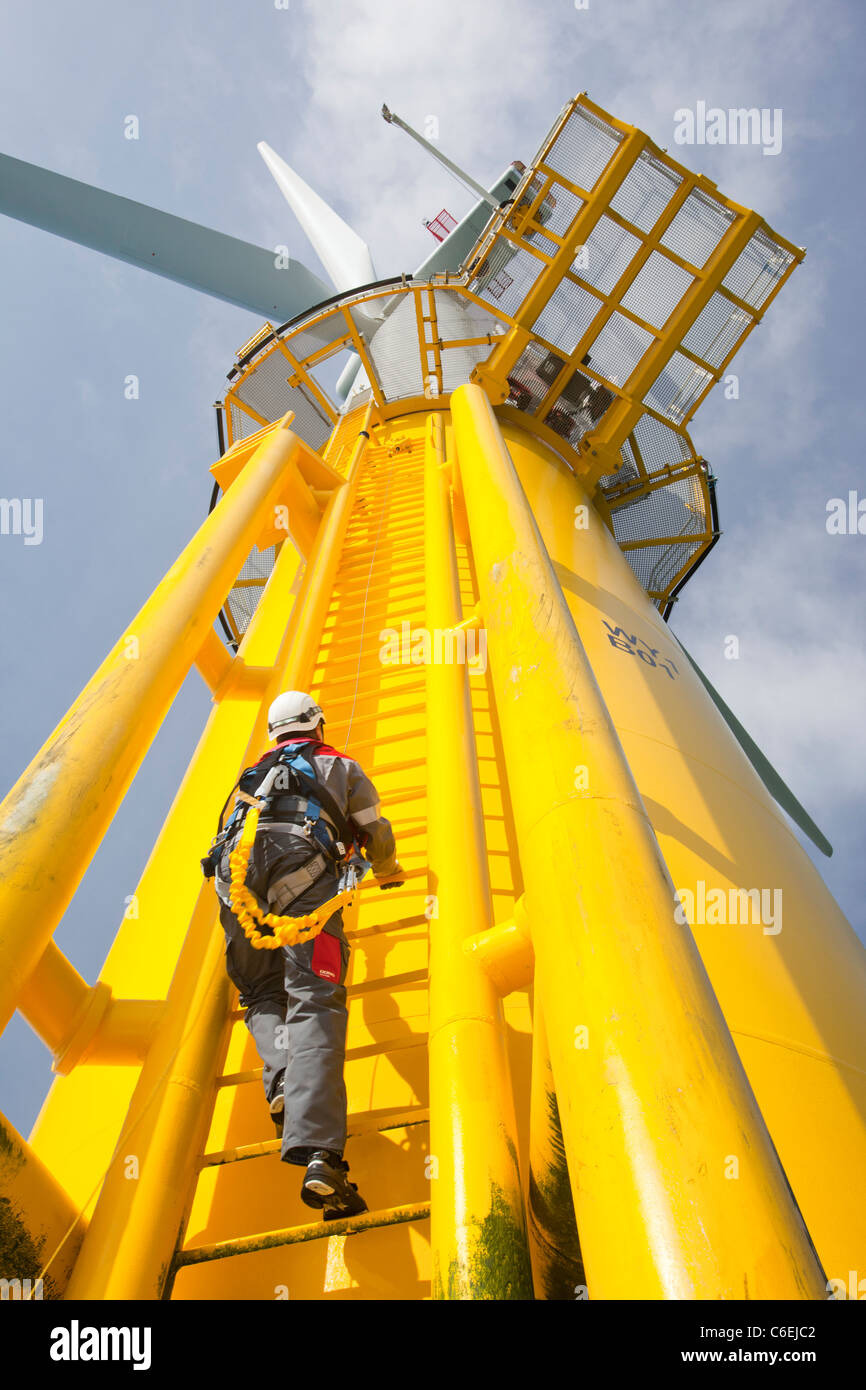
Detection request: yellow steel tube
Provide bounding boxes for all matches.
[277,406,372,689]
[0,1111,88,1299]
[424,413,532,1299]
[16,940,165,1070]
[526,998,584,1301]
[462,896,533,997]
[0,413,305,1034]
[16,941,94,1057]
[451,383,826,1300]
[63,893,232,1299]
[59,414,372,1298]
[44,531,305,1287]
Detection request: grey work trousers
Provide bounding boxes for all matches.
[215,826,351,1167]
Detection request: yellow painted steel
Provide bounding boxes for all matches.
[424,412,532,1298]
[525,1000,584,1301]
[2,91,863,1304]
[54,419,372,1300]
[0,412,307,1035]
[496,411,866,1291]
[451,382,827,1300]
[0,1112,87,1299]
[3,398,864,1302]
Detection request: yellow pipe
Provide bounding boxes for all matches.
[277,406,372,690]
[0,413,306,1034]
[16,941,165,1071]
[194,626,233,693]
[424,411,533,1299]
[63,892,232,1299]
[462,896,533,997]
[16,941,94,1057]
[38,523,306,1283]
[451,382,827,1300]
[0,1111,88,1298]
[60,413,372,1299]
[526,998,584,1300]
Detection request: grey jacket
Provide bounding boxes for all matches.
[249,735,399,878]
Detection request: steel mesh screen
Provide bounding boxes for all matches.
[612,473,706,596]
[533,277,601,355]
[229,401,261,442]
[586,311,653,386]
[436,290,506,393]
[546,104,623,192]
[660,189,736,269]
[367,297,425,400]
[505,341,555,413]
[536,182,584,239]
[632,412,693,472]
[224,543,277,641]
[620,251,694,329]
[643,350,713,423]
[609,149,682,232]
[681,292,753,368]
[722,228,795,309]
[235,348,333,450]
[576,214,642,295]
[469,241,546,318]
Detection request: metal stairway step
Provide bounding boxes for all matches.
[199,1106,430,1168]
[174,1201,431,1266]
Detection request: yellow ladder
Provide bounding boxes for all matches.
[168,430,444,1298]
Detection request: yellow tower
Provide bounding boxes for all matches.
[2,94,865,1302]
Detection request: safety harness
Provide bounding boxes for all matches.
[202,741,360,951]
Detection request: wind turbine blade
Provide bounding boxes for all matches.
[675,637,833,857]
[257,141,376,294]
[0,151,331,325]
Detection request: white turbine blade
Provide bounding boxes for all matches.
[258,141,376,294]
[0,151,332,325]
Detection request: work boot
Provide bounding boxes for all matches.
[301,1150,368,1219]
[269,1094,284,1137]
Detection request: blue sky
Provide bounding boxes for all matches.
[1,0,864,1134]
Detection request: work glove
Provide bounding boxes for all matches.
[376,862,405,890]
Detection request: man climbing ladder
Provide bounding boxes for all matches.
[208,690,404,1220]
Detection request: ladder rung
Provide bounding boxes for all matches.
[364,756,426,778]
[372,784,427,805]
[325,710,427,737]
[353,494,424,517]
[218,1034,429,1087]
[384,822,427,840]
[316,667,427,693]
[337,546,425,580]
[199,1107,431,1168]
[341,523,425,553]
[347,1033,429,1061]
[326,583,426,616]
[357,475,423,495]
[320,604,428,638]
[346,911,429,940]
[343,525,426,551]
[174,1201,431,1266]
[347,967,427,998]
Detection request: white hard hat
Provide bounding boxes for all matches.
[267,690,324,737]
